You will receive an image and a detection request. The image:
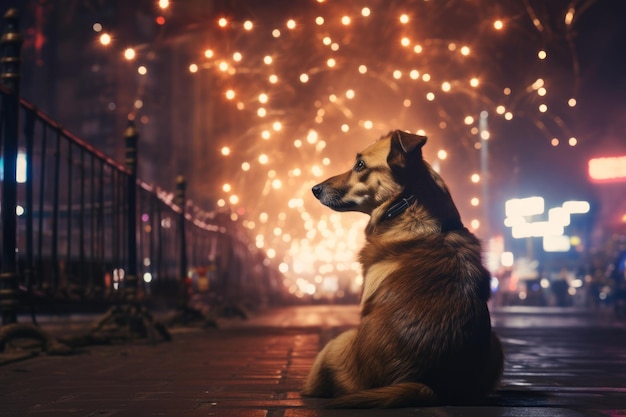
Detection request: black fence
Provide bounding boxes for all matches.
[0,9,283,326]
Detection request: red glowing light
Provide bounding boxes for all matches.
[588,156,626,183]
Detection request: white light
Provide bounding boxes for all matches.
[528,221,563,237]
[504,216,526,228]
[543,235,571,252]
[511,225,532,239]
[571,278,584,288]
[562,200,590,214]
[17,151,27,183]
[501,252,514,267]
[548,207,570,227]
[505,197,544,218]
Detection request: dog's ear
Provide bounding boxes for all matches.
[388,130,427,170]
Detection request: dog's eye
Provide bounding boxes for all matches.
[354,160,366,172]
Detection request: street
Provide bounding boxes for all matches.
[1,305,625,417]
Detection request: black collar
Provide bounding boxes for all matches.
[383,195,416,220]
[382,194,465,233]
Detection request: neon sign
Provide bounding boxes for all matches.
[588,155,626,182]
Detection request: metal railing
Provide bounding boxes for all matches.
[0,9,282,326]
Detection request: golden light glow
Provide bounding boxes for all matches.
[99,33,111,46]
[565,8,575,25]
[124,48,135,60]
[94,2,590,298]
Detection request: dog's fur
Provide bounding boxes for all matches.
[302,130,503,408]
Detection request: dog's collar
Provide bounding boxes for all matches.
[383,194,465,233]
[441,218,464,233]
[383,195,416,220]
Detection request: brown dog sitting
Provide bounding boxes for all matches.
[302,130,503,408]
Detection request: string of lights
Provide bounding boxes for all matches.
[84,0,595,299]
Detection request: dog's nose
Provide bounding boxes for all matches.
[312,184,323,199]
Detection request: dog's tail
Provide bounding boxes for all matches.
[326,382,440,408]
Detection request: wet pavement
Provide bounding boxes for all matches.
[1,305,625,416]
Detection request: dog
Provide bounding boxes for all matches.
[302,130,503,408]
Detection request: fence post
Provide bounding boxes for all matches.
[167,175,213,327]
[123,121,138,302]
[88,122,169,342]
[0,9,23,326]
[175,175,188,309]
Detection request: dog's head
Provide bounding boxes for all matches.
[312,130,462,233]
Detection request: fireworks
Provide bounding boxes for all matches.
[81,0,593,299]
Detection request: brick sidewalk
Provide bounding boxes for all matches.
[1,307,625,416]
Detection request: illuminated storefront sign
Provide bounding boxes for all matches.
[504,197,590,252]
[588,155,626,182]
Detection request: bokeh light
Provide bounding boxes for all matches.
[75,0,602,299]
